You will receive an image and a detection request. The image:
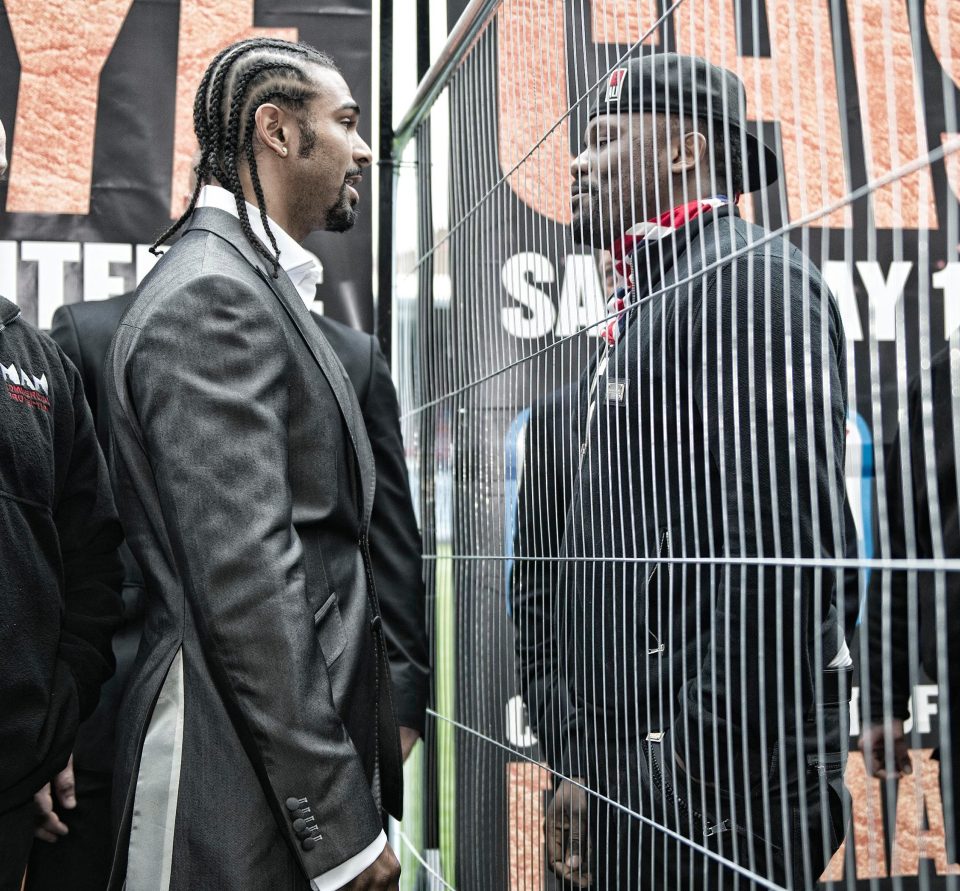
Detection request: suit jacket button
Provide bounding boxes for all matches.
[293,818,307,833]
[286,798,301,812]
[371,615,382,631]
[301,837,317,851]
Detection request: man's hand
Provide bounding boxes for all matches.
[545,778,592,887]
[860,719,912,779]
[399,727,420,762]
[343,843,400,890]
[34,755,77,842]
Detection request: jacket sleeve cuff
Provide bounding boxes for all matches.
[311,831,386,891]
[390,665,429,735]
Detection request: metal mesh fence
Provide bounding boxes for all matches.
[388,1,960,888]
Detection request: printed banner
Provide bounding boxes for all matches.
[0,0,377,331]
[433,1,960,888]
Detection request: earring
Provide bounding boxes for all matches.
[281,146,288,156]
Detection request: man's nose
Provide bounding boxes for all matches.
[570,148,589,184]
[354,134,373,169]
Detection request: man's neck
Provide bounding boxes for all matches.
[239,189,306,243]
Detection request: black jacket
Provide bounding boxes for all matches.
[312,314,430,734]
[511,384,583,775]
[862,349,960,716]
[51,293,429,763]
[864,347,960,850]
[0,295,123,812]
[865,347,959,715]
[562,207,848,794]
[50,296,146,774]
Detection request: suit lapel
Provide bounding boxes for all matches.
[185,208,375,528]
[257,264,377,529]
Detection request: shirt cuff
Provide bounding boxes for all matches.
[311,831,387,891]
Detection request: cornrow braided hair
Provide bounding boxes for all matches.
[151,38,338,276]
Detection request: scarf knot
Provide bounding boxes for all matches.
[602,197,731,346]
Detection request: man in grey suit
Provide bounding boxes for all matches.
[104,38,402,889]
[29,290,429,889]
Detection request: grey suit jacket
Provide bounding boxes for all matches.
[105,208,402,889]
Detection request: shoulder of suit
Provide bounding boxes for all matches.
[313,313,375,355]
[55,291,137,329]
[123,235,271,330]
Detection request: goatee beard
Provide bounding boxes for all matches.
[325,183,357,233]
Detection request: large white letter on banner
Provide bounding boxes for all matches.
[169,0,296,216]
[5,0,134,214]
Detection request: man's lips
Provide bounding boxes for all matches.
[571,188,594,208]
[345,173,362,202]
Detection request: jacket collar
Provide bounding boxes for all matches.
[626,202,739,301]
[194,186,323,307]
[183,207,376,528]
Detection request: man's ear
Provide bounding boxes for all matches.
[253,104,290,159]
[670,126,706,176]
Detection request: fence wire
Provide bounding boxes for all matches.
[390,1,960,888]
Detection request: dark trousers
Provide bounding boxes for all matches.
[25,771,112,891]
[0,799,36,891]
[591,705,849,890]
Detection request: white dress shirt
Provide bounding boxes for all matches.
[196,185,323,309]
[196,184,386,889]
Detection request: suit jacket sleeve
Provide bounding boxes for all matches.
[679,252,848,789]
[122,274,384,875]
[55,353,124,720]
[51,305,84,380]
[363,339,430,734]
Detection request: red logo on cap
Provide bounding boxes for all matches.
[605,68,627,102]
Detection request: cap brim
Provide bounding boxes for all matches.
[744,130,779,192]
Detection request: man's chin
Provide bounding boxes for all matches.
[569,216,609,250]
[325,201,358,233]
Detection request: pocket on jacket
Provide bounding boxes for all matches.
[314,591,347,667]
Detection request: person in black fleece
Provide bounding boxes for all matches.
[0,119,123,891]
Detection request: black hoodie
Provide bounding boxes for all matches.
[0,296,123,812]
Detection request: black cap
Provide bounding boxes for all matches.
[588,52,779,192]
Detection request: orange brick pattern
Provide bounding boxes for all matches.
[5,0,135,214]
[497,0,572,225]
[673,0,849,227]
[507,761,552,891]
[848,0,938,230]
[590,0,659,49]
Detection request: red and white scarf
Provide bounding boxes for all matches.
[602,197,731,345]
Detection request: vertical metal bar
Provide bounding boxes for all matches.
[377,0,395,358]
